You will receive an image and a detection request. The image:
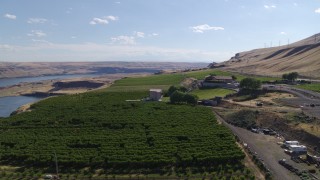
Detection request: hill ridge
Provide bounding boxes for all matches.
[219,33,320,78]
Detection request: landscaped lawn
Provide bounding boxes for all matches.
[191,88,235,99]
[295,83,320,93]
[185,69,280,82]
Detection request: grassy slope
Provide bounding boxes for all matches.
[295,83,320,93]
[106,74,185,92]
[184,69,280,82]
[191,88,235,99]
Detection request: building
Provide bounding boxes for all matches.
[204,75,234,83]
[201,75,237,89]
[149,89,162,101]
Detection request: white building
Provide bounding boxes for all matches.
[149,89,162,101]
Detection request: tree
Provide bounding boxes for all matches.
[282,73,288,80]
[231,75,237,81]
[287,72,299,81]
[170,91,185,104]
[282,72,299,82]
[240,78,261,91]
[167,86,188,97]
[183,94,199,105]
[167,86,178,96]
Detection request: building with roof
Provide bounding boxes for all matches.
[201,75,238,89]
[149,89,162,101]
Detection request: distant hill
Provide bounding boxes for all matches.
[218,33,320,78]
[0,61,208,78]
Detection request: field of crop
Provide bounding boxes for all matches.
[0,70,261,178]
[191,88,235,99]
[0,89,251,178]
[295,83,320,93]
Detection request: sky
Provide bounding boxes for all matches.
[0,0,320,63]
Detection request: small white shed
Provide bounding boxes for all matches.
[149,89,162,101]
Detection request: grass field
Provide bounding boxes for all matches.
[105,73,185,92]
[184,69,280,82]
[295,83,320,93]
[191,88,235,99]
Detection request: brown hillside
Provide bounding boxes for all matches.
[220,33,320,78]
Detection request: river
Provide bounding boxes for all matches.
[0,74,99,117]
[0,96,42,117]
[0,74,96,88]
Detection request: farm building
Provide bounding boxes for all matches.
[149,89,162,101]
[201,75,238,89]
[204,75,234,83]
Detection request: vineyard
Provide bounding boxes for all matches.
[0,71,256,178]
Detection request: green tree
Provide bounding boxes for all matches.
[184,94,199,105]
[231,75,237,81]
[287,72,299,81]
[167,86,178,96]
[282,73,288,80]
[240,78,261,91]
[170,91,185,104]
[282,72,299,82]
[179,86,188,93]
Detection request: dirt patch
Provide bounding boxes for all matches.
[180,77,197,89]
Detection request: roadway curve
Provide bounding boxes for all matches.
[263,84,320,119]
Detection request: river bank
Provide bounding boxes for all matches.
[0,73,152,117]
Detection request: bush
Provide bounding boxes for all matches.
[226,110,257,128]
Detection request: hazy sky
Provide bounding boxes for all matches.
[1,0,320,62]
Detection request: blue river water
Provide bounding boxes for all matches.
[0,96,42,117]
[0,74,96,88]
[0,74,97,117]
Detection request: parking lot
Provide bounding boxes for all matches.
[214,111,320,180]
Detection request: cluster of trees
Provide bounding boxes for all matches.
[0,91,243,172]
[282,72,299,81]
[167,86,199,105]
[239,78,261,93]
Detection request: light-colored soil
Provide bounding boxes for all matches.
[227,92,302,116]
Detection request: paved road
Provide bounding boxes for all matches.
[214,111,300,180]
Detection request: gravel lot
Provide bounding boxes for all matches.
[264,85,320,119]
[214,111,320,180]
